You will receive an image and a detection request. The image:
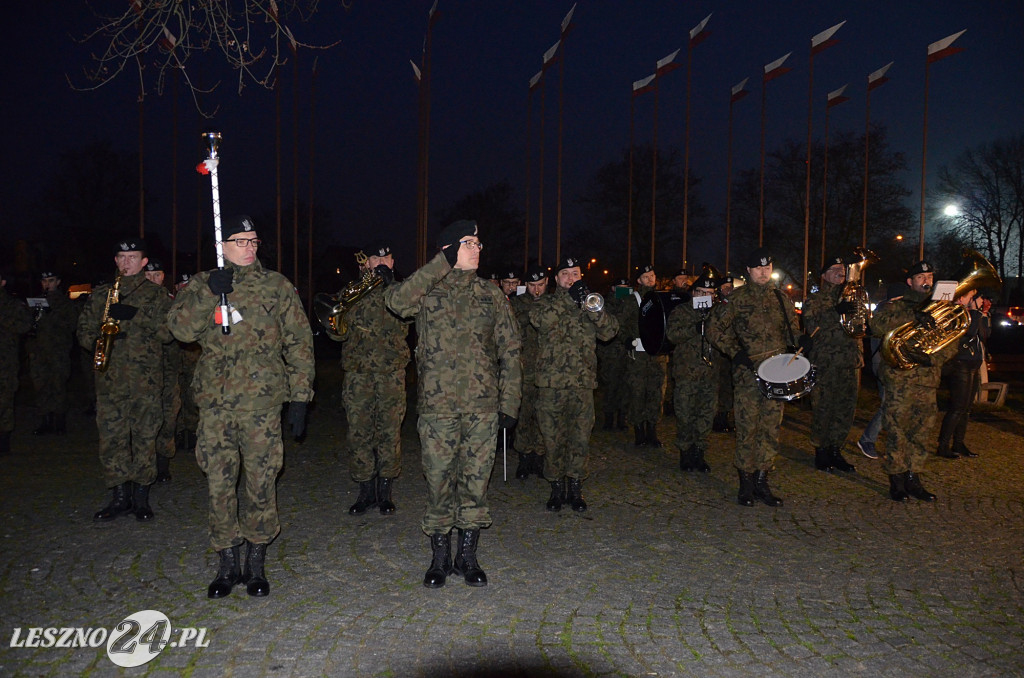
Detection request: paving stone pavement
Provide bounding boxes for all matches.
[1,360,1022,677]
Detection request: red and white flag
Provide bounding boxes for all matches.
[529,70,543,91]
[826,84,849,108]
[689,13,712,48]
[656,48,681,75]
[731,77,750,103]
[159,26,177,52]
[763,52,792,82]
[543,40,560,67]
[282,25,297,54]
[927,29,965,63]
[428,0,440,27]
[410,60,422,83]
[633,74,656,96]
[811,20,846,55]
[867,62,893,90]
[561,3,576,36]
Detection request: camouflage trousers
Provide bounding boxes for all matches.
[716,352,734,414]
[195,406,284,551]
[598,347,628,415]
[177,362,199,435]
[536,387,595,480]
[417,412,498,536]
[342,369,407,482]
[627,352,666,424]
[516,382,543,457]
[96,394,161,487]
[0,373,15,433]
[733,367,784,472]
[810,363,860,449]
[30,356,70,416]
[157,379,181,460]
[673,363,717,450]
[880,375,937,475]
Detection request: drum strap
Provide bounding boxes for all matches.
[773,290,797,348]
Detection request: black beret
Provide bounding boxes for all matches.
[672,269,687,279]
[501,269,521,281]
[525,265,548,282]
[364,242,392,258]
[721,274,734,285]
[693,274,718,290]
[40,270,59,279]
[636,264,655,278]
[554,256,583,274]
[745,247,772,268]
[613,277,630,287]
[436,220,478,250]
[905,260,933,277]
[145,259,164,272]
[222,215,257,240]
[114,237,146,254]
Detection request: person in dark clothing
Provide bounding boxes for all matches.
[936,289,990,459]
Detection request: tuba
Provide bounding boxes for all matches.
[92,273,122,372]
[314,253,383,341]
[881,249,1001,370]
[839,247,879,337]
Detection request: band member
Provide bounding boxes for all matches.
[174,274,201,455]
[597,278,632,432]
[499,269,521,299]
[712,273,737,433]
[29,270,79,436]
[0,268,32,455]
[623,265,667,447]
[386,220,522,588]
[339,243,410,515]
[144,259,181,483]
[167,215,315,598]
[509,264,548,478]
[803,255,860,474]
[78,238,173,523]
[871,260,953,501]
[936,287,990,459]
[708,247,806,507]
[529,257,618,512]
[666,272,721,473]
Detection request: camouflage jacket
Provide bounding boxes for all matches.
[802,280,864,369]
[386,252,522,417]
[29,289,79,363]
[509,292,541,385]
[666,300,722,376]
[166,259,315,410]
[528,287,619,389]
[77,272,173,399]
[340,282,410,373]
[707,281,800,365]
[871,288,954,387]
[0,288,32,379]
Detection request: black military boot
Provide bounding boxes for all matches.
[515,452,532,479]
[904,471,936,502]
[207,544,242,598]
[753,470,783,507]
[377,477,396,515]
[93,482,133,522]
[712,412,729,433]
[888,473,909,501]
[53,412,67,435]
[348,480,378,515]
[566,477,587,512]
[737,469,755,507]
[132,482,154,521]
[935,443,958,459]
[828,446,856,472]
[614,411,628,431]
[814,447,834,472]
[634,425,646,447]
[423,532,452,588]
[452,528,487,587]
[530,453,545,477]
[645,421,663,448]
[155,455,172,483]
[32,413,54,436]
[955,442,978,458]
[602,412,615,431]
[679,444,696,471]
[242,541,270,596]
[692,447,711,473]
[546,479,565,512]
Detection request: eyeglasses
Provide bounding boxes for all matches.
[223,238,262,248]
[459,240,484,251]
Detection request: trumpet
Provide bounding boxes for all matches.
[93,273,122,372]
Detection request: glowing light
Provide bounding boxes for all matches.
[943,204,960,217]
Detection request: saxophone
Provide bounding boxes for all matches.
[92,273,122,372]
[838,247,878,338]
[313,253,383,341]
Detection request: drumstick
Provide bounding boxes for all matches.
[787,327,820,365]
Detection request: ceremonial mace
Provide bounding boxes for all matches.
[197,131,230,335]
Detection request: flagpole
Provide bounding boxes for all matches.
[171,70,179,284]
[725,81,747,273]
[821,100,832,271]
[681,40,693,273]
[651,73,659,268]
[138,98,145,238]
[862,83,872,250]
[275,75,283,272]
[537,73,546,266]
[627,92,636,277]
[555,35,566,263]
[292,51,300,286]
[422,20,435,266]
[524,83,533,272]
[802,50,814,303]
[307,59,317,314]
[414,61,425,267]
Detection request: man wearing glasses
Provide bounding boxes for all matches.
[386,220,522,588]
[168,215,314,599]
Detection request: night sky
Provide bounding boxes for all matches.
[3,1,1023,280]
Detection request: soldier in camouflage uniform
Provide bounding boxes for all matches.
[509,264,548,478]
[597,278,632,432]
[174,274,200,454]
[0,269,32,455]
[143,260,181,483]
[803,255,861,474]
[167,216,314,599]
[622,264,668,447]
[339,242,410,516]
[28,271,79,436]
[530,256,618,512]
[78,238,173,523]
[712,274,737,433]
[666,272,721,473]
[386,220,522,589]
[708,248,806,507]
[871,260,955,502]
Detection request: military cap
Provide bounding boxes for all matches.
[500,268,520,281]
[39,270,59,279]
[905,260,933,277]
[721,273,735,285]
[144,259,164,272]
[525,265,548,282]
[222,215,257,240]
[436,219,478,250]
[821,254,844,274]
[672,269,688,279]
[745,247,773,268]
[554,256,583,274]
[612,277,630,287]
[636,264,655,279]
[363,242,391,258]
[693,274,719,290]
[114,237,146,254]
[179,273,191,285]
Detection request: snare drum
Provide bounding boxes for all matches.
[755,353,816,401]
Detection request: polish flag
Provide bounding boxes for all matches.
[826,84,849,108]
[867,62,893,90]
[689,13,712,48]
[811,20,846,55]
[410,61,422,83]
[633,74,656,96]
[561,3,576,36]
[159,27,177,52]
[731,77,750,103]
[428,0,440,27]
[763,52,792,82]
[543,40,560,68]
[656,49,681,75]
[927,30,966,63]
[529,70,543,91]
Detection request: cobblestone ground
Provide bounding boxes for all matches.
[1,361,1022,677]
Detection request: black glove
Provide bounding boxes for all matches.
[732,349,754,370]
[568,280,589,306]
[835,300,858,315]
[287,402,307,438]
[498,412,518,430]
[208,268,234,296]
[374,264,394,285]
[442,244,460,268]
[108,303,138,321]
[914,309,938,329]
[797,334,814,355]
